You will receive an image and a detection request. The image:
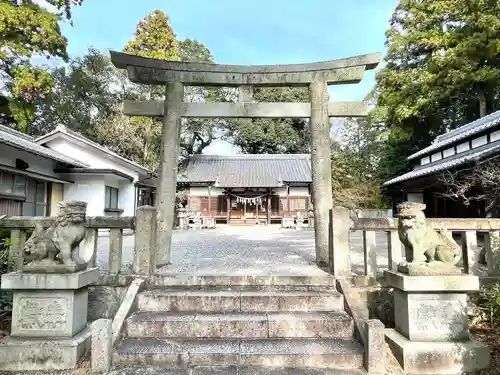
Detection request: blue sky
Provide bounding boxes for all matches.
[58,0,399,153]
[61,0,398,100]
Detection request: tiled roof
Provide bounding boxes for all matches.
[0,125,86,167]
[180,154,312,187]
[383,141,500,186]
[408,110,500,160]
[35,125,150,173]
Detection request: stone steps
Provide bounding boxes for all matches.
[112,273,365,373]
[109,367,367,375]
[113,338,364,370]
[147,274,337,289]
[136,290,344,313]
[125,311,354,339]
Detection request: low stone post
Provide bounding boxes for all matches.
[177,207,187,230]
[387,229,402,271]
[0,201,99,371]
[108,228,123,274]
[328,207,351,277]
[83,228,98,267]
[133,206,157,275]
[363,230,377,278]
[91,319,112,373]
[461,230,480,274]
[8,229,26,271]
[485,230,500,276]
[364,319,386,375]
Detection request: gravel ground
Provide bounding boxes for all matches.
[89,225,396,275]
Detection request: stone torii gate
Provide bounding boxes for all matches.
[110,51,380,275]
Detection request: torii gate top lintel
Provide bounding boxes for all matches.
[109,50,381,86]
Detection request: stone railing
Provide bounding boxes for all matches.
[350,215,500,278]
[0,215,136,275]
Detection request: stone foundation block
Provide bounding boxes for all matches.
[1,268,99,371]
[0,326,92,371]
[393,290,469,342]
[386,329,490,374]
[384,271,479,292]
[11,289,88,338]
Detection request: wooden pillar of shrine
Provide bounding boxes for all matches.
[207,185,212,216]
[266,189,271,225]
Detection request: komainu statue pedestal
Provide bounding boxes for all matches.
[384,270,490,374]
[0,201,99,371]
[0,269,99,371]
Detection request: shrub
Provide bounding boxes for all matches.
[477,282,500,329]
[0,231,12,312]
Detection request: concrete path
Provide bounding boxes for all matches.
[91,225,401,276]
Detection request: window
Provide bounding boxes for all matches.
[13,175,27,195]
[290,197,308,211]
[188,196,201,211]
[0,172,14,194]
[22,179,46,216]
[105,186,119,210]
[0,172,27,196]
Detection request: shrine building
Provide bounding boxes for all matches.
[177,154,312,225]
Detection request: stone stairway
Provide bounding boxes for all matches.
[112,274,366,374]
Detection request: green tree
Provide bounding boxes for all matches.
[224,87,311,154]
[35,48,161,169]
[123,10,225,162]
[0,0,83,131]
[123,9,178,61]
[34,48,123,134]
[374,0,500,181]
[331,114,387,208]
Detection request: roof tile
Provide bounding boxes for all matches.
[181,154,312,187]
[0,126,86,167]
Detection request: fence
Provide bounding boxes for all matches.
[3,204,500,280]
[0,213,147,277]
[348,214,500,278]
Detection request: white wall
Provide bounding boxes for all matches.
[64,175,105,216]
[406,193,424,203]
[272,187,288,196]
[118,179,136,216]
[491,129,500,142]
[471,135,487,148]
[210,187,225,196]
[420,156,430,165]
[289,186,309,196]
[442,148,455,158]
[189,186,310,197]
[456,142,470,153]
[46,138,141,216]
[189,187,209,196]
[0,145,59,178]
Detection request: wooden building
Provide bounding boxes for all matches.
[178,154,312,225]
[383,110,500,218]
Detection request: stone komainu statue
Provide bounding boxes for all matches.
[397,202,461,266]
[23,201,88,273]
